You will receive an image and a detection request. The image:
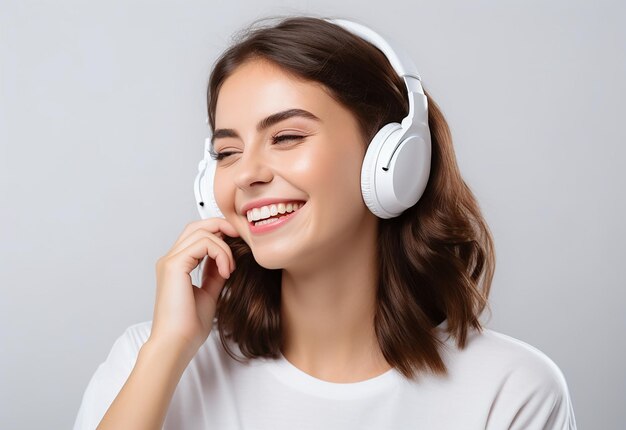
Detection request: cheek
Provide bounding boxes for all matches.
[301,145,364,209]
[289,146,342,191]
[213,174,235,213]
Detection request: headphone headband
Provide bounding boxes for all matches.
[324,18,429,148]
[324,18,421,82]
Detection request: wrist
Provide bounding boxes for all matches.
[141,336,199,371]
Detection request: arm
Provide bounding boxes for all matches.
[81,217,237,429]
[96,337,197,430]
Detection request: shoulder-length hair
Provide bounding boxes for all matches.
[206,14,495,379]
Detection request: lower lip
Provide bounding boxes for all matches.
[247,202,306,235]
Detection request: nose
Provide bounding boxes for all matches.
[231,144,274,191]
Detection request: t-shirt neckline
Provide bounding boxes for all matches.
[257,318,448,400]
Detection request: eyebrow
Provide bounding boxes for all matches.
[211,108,321,147]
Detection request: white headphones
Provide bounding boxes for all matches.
[194,18,431,220]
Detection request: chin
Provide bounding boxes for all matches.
[249,251,287,270]
[253,260,284,271]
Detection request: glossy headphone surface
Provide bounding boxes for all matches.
[193,18,431,220]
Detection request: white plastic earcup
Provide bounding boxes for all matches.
[193,159,209,219]
[361,122,402,218]
[194,137,225,220]
[378,132,431,216]
[361,123,431,218]
[204,157,225,219]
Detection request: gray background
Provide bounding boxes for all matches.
[1,0,624,428]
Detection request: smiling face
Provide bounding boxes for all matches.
[212,58,376,270]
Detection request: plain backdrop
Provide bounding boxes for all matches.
[1,0,624,428]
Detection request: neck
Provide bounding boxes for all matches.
[279,213,391,382]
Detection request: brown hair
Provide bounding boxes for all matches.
[206,14,495,379]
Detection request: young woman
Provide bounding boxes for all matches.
[74,15,577,430]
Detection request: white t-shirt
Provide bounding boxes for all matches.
[73,319,577,429]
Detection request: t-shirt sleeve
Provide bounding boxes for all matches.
[72,322,152,430]
[486,347,578,430]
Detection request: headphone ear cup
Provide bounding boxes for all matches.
[362,122,431,219]
[197,157,225,219]
[361,122,402,218]
[206,158,225,219]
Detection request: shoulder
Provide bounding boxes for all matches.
[102,320,153,367]
[89,320,154,383]
[117,320,153,348]
[441,326,577,429]
[483,328,568,382]
[72,321,154,430]
[437,322,566,376]
[455,326,570,384]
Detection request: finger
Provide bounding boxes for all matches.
[171,236,233,279]
[169,229,236,272]
[171,218,240,250]
[199,256,228,299]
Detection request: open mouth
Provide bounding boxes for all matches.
[246,201,307,228]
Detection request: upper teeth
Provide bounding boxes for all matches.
[246,202,304,222]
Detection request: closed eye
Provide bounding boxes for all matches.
[273,134,303,143]
[211,135,304,161]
